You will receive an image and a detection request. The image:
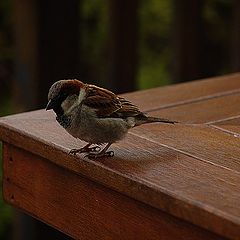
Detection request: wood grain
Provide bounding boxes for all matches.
[1,73,240,239]
[211,117,240,136]
[122,73,240,112]
[1,111,240,238]
[131,123,240,172]
[3,144,227,240]
[146,92,240,124]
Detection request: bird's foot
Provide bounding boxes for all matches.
[69,146,101,155]
[85,150,114,159]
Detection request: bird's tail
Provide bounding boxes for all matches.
[134,115,177,126]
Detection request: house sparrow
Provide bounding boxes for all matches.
[46,79,177,158]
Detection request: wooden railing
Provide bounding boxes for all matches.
[1,73,240,239]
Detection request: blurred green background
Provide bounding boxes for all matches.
[0,0,239,239]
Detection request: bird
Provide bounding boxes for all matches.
[46,79,177,158]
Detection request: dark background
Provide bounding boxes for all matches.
[0,0,239,239]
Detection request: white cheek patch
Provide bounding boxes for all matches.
[61,89,87,115]
[62,95,79,114]
[61,99,71,113]
[78,88,87,104]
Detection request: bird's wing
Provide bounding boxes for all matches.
[83,85,142,118]
[112,97,142,117]
[83,84,122,117]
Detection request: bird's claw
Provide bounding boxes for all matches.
[85,151,114,159]
[107,151,114,157]
[90,146,101,152]
[69,146,101,155]
[69,148,82,155]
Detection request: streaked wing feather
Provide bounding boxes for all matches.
[83,85,122,117]
[114,97,142,117]
[83,85,142,118]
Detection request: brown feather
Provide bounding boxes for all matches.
[114,97,142,117]
[61,79,84,95]
[83,84,122,117]
[82,84,142,118]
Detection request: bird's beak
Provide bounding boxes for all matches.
[46,99,54,110]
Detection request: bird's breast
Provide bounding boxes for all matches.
[56,105,129,144]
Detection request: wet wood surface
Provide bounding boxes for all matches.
[1,73,240,239]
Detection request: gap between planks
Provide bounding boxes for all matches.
[206,115,240,139]
[205,114,240,125]
[129,130,240,175]
[207,125,240,138]
[144,88,240,113]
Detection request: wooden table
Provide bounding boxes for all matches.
[1,73,240,240]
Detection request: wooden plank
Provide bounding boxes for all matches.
[146,92,240,124]
[122,73,240,112]
[3,144,227,240]
[131,123,240,173]
[1,75,240,239]
[210,117,240,136]
[1,111,240,238]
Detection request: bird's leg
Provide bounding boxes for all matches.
[69,143,101,155]
[86,143,114,159]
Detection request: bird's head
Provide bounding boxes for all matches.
[46,79,85,116]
